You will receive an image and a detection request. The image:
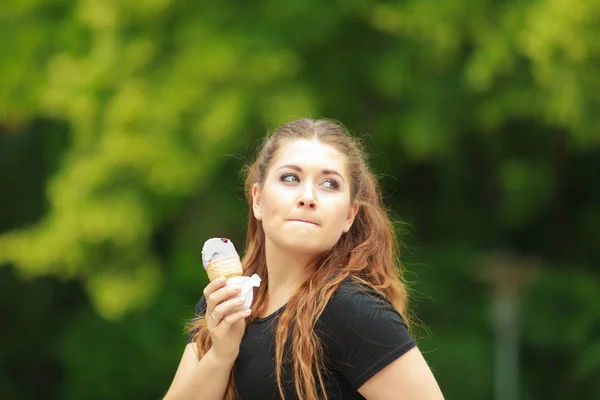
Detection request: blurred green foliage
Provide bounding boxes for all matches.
[1,0,599,399]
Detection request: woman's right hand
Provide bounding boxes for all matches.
[204,277,251,364]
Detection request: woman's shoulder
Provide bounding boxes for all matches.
[320,276,400,323]
[316,278,415,365]
[328,276,392,303]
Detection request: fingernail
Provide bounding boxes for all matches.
[237,298,245,304]
[244,309,251,315]
[217,278,226,284]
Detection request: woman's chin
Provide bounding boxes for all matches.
[274,238,329,256]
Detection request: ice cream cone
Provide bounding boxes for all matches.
[205,254,243,281]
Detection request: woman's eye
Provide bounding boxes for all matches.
[323,179,340,190]
[281,174,299,183]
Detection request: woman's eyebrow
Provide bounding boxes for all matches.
[276,164,346,183]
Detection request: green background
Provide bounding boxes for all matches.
[1,0,599,399]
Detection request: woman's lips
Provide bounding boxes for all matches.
[288,219,319,226]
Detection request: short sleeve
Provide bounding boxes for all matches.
[317,280,416,390]
[186,296,207,344]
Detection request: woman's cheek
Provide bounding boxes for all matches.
[263,196,286,222]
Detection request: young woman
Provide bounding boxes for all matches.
[164,119,444,400]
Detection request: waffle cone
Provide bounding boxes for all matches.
[206,255,243,281]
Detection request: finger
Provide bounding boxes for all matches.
[217,309,252,329]
[203,278,228,315]
[203,279,227,327]
[206,285,242,312]
[213,296,247,320]
[203,277,227,300]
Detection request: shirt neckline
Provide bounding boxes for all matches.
[255,304,287,323]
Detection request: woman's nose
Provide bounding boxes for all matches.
[298,185,317,209]
[298,198,317,209]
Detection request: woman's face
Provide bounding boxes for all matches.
[252,138,359,256]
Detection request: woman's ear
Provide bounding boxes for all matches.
[252,183,262,220]
[343,200,359,233]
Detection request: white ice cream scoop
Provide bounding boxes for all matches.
[201,238,243,281]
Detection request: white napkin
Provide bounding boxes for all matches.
[225,274,261,314]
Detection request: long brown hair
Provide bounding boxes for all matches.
[189,118,413,400]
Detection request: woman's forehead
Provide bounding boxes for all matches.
[270,139,348,174]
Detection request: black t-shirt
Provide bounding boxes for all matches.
[187,278,416,399]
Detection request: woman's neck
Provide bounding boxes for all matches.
[263,239,314,313]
